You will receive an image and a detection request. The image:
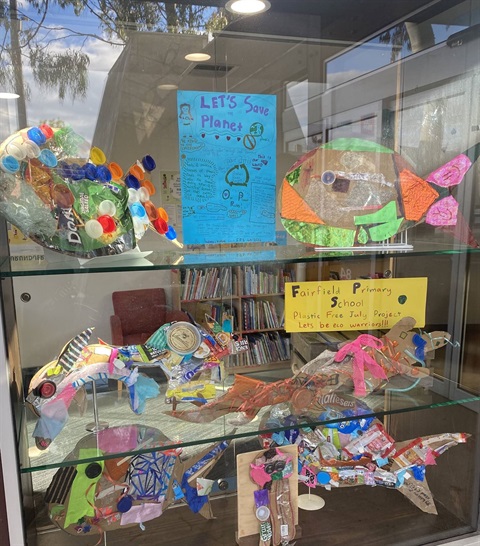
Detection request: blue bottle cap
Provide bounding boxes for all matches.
[83,163,98,181]
[125,174,140,189]
[165,225,177,240]
[96,165,112,183]
[317,471,331,485]
[70,163,86,181]
[27,126,47,146]
[38,149,58,168]
[1,155,20,173]
[117,495,133,513]
[142,155,156,172]
[130,202,147,218]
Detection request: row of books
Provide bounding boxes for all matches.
[181,267,234,301]
[209,303,236,331]
[231,332,290,366]
[242,298,281,330]
[242,266,295,295]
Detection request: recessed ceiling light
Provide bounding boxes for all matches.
[185,53,211,62]
[157,83,179,91]
[225,0,271,15]
[0,92,20,99]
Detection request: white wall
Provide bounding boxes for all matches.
[13,269,174,369]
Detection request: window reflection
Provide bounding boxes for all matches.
[325,0,476,89]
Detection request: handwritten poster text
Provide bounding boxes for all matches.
[177,91,276,245]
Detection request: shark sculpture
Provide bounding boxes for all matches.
[166,317,453,424]
[26,319,233,449]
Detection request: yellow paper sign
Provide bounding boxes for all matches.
[284,278,427,332]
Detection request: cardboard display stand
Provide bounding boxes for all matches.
[236,445,301,545]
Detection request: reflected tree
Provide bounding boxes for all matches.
[0,0,229,110]
[379,21,435,62]
[379,23,412,62]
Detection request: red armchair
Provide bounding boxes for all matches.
[110,288,189,346]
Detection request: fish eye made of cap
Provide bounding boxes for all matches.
[265,460,286,474]
[321,170,336,185]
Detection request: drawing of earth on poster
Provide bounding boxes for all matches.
[177,91,276,245]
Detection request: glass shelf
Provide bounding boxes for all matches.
[2,233,480,278]
[20,372,480,474]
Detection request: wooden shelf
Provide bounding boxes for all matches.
[241,327,285,333]
[181,296,238,303]
[226,360,292,374]
[240,293,285,298]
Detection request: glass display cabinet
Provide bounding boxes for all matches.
[0,1,480,546]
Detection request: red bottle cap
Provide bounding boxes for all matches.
[97,215,116,234]
[154,218,168,234]
[39,124,54,140]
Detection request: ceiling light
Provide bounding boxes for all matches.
[0,92,20,99]
[225,0,271,15]
[157,83,179,91]
[185,53,211,62]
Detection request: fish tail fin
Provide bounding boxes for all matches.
[424,142,480,247]
[397,478,438,514]
[464,141,480,164]
[441,210,480,248]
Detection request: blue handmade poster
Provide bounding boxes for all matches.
[177,91,276,245]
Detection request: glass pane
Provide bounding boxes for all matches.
[1,1,479,545]
[460,253,480,395]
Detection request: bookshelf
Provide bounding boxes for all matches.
[179,265,295,373]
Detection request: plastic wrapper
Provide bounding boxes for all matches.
[392,432,468,470]
[342,422,396,460]
[373,468,397,488]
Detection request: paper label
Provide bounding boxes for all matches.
[285,278,427,332]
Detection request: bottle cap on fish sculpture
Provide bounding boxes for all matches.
[142,155,156,172]
[38,149,57,168]
[39,124,54,139]
[0,155,19,173]
[90,147,107,166]
[85,462,102,479]
[98,200,117,216]
[125,174,140,190]
[96,165,112,183]
[117,495,133,513]
[27,126,47,145]
[108,162,123,180]
[97,215,116,234]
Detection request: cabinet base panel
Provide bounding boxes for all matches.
[33,485,473,546]
[235,525,302,545]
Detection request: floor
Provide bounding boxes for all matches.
[438,538,480,546]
